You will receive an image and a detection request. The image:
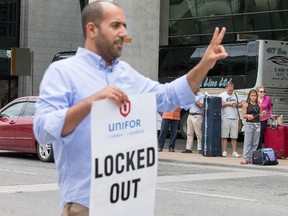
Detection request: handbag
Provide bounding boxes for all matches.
[252,148,278,165]
[238,118,244,133]
[234,93,243,133]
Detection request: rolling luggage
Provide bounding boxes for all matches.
[264,125,288,159]
[252,148,278,165]
[201,96,222,156]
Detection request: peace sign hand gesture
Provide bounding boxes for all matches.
[201,27,228,70]
[186,27,228,93]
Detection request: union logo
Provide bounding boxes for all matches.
[119,101,131,117]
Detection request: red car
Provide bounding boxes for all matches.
[0,96,53,162]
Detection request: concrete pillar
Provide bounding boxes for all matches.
[159,0,169,46]
[115,0,160,80]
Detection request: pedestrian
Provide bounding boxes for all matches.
[256,85,273,149]
[182,89,204,154]
[219,81,242,157]
[33,1,228,215]
[158,107,181,152]
[241,89,266,164]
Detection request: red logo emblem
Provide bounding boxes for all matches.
[120,101,131,117]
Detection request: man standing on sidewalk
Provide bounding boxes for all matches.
[158,107,181,152]
[33,1,228,214]
[182,89,204,154]
[219,81,242,158]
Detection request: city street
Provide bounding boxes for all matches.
[156,161,288,216]
[1,1,288,215]
[0,143,288,216]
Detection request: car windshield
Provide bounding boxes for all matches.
[0,102,25,117]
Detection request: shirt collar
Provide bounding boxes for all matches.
[76,47,119,72]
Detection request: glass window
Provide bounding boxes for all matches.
[0,76,18,108]
[245,41,258,88]
[0,101,25,117]
[196,0,232,16]
[272,0,288,29]
[170,19,199,37]
[208,46,246,77]
[170,0,194,20]
[233,14,255,32]
[159,42,258,89]
[0,0,20,48]
[22,101,35,116]
[168,0,288,45]
[159,46,194,81]
[272,30,288,41]
[0,80,8,108]
[0,1,17,36]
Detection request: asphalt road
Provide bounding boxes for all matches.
[156,161,288,216]
[0,147,287,216]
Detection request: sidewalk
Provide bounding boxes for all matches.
[157,139,288,172]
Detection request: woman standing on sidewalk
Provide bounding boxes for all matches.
[241,89,266,164]
[256,86,273,150]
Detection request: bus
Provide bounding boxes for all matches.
[159,40,288,138]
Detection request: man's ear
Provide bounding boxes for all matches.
[86,22,98,39]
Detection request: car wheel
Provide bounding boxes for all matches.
[36,142,54,162]
[180,112,189,140]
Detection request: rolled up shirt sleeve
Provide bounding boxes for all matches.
[33,64,73,145]
[33,107,68,144]
[153,75,195,112]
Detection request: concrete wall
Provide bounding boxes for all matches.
[19,0,84,95]
[115,0,161,81]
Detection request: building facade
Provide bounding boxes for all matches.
[168,0,288,45]
[0,0,85,107]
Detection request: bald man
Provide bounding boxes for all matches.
[34,1,227,215]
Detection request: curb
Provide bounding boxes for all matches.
[158,158,288,174]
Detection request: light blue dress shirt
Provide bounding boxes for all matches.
[33,47,195,211]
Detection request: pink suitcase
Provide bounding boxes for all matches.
[264,125,288,159]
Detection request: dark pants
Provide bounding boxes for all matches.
[257,120,268,150]
[158,118,179,150]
